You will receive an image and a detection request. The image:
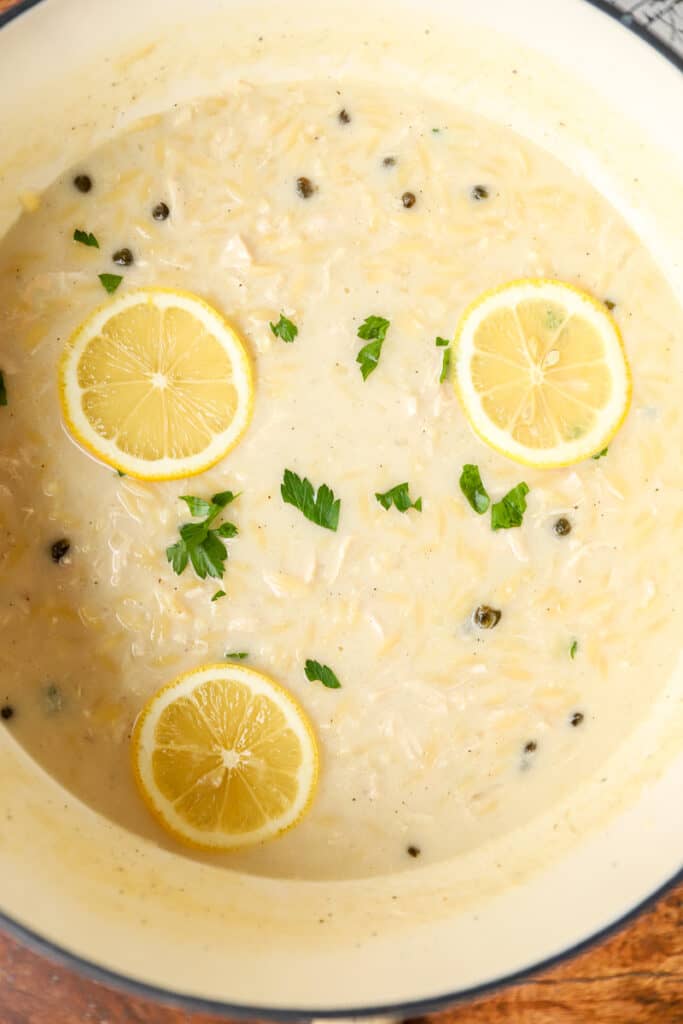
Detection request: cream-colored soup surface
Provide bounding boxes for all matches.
[0,82,681,881]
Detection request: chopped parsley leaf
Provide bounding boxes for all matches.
[281,468,340,531]
[211,589,226,602]
[439,347,452,383]
[356,315,390,380]
[491,482,530,530]
[166,491,239,580]
[459,464,490,514]
[0,371,6,407]
[435,336,450,347]
[592,448,608,460]
[304,659,341,689]
[180,496,214,518]
[570,639,578,659]
[375,482,422,513]
[226,651,248,660]
[73,228,99,248]
[98,273,123,294]
[270,313,298,343]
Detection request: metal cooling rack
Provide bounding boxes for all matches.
[605,0,683,55]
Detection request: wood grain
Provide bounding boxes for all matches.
[0,885,680,1023]
[0,0,681,1020]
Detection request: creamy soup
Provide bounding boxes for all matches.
[0,81,682,881]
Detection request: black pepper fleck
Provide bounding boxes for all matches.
[604,299,616,311]
[338,108,351,125]
[402,191,416,208]
[553,517,572,537]
[152,201,170,221]
[471,184,489,201]
[1,705,14,721]
[73,174,93,194]
[473,605,501,629]
[112,248,134,267]
[296,177,316,199]
[383,156,397,167]
[570,711,584,727]
[407,845,421,858]
[524,740,538,754]
[50,538,70,563]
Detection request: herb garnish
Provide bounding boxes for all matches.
[166,491,239,580]
[570,639,578,659]
[281,469,340,531]
[211,589,226,602]
[270,314,298,343]
[0,371,7,407]
[98,273,123,294]
[356,316,390,380]
[435,336,452,382]
[304,659,341,689]
[459,464,490,514]
[73,229,99,248]
[226,651,248,660]
[439,347,452,383]
[592,448,608,460]
[490,482,530,531]
[375,482,422,513]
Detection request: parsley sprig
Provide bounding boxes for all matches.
[73,228,99,248]
[356,315,390,380]
[304,659,341,689]
[459,464,529,530]
[270,313,298,342]
[435,336,452,383]
[459,464,490,514]
[98,273,122,294]
[491,482,529,531]
[375,482,422,513]
[281,469,340,531]
[166,490,239,580]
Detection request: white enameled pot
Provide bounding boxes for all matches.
[0,0,681,1016]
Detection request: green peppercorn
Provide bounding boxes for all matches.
[112,248,134,267]
[50,538,70,563]
[152,202,170,221]
[473,605,501,629]
[73,174,93,193]
[296,177,316,199]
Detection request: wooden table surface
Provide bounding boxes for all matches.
[1,0,682,1020]
[0,885,680,1023]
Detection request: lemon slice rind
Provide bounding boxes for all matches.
[132,663,318,851]
[59,288,253,481]
[453,279,631,468]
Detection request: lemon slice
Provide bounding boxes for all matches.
[59,288,253,480]
[453,279,631,467]
[132,664,318,850]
